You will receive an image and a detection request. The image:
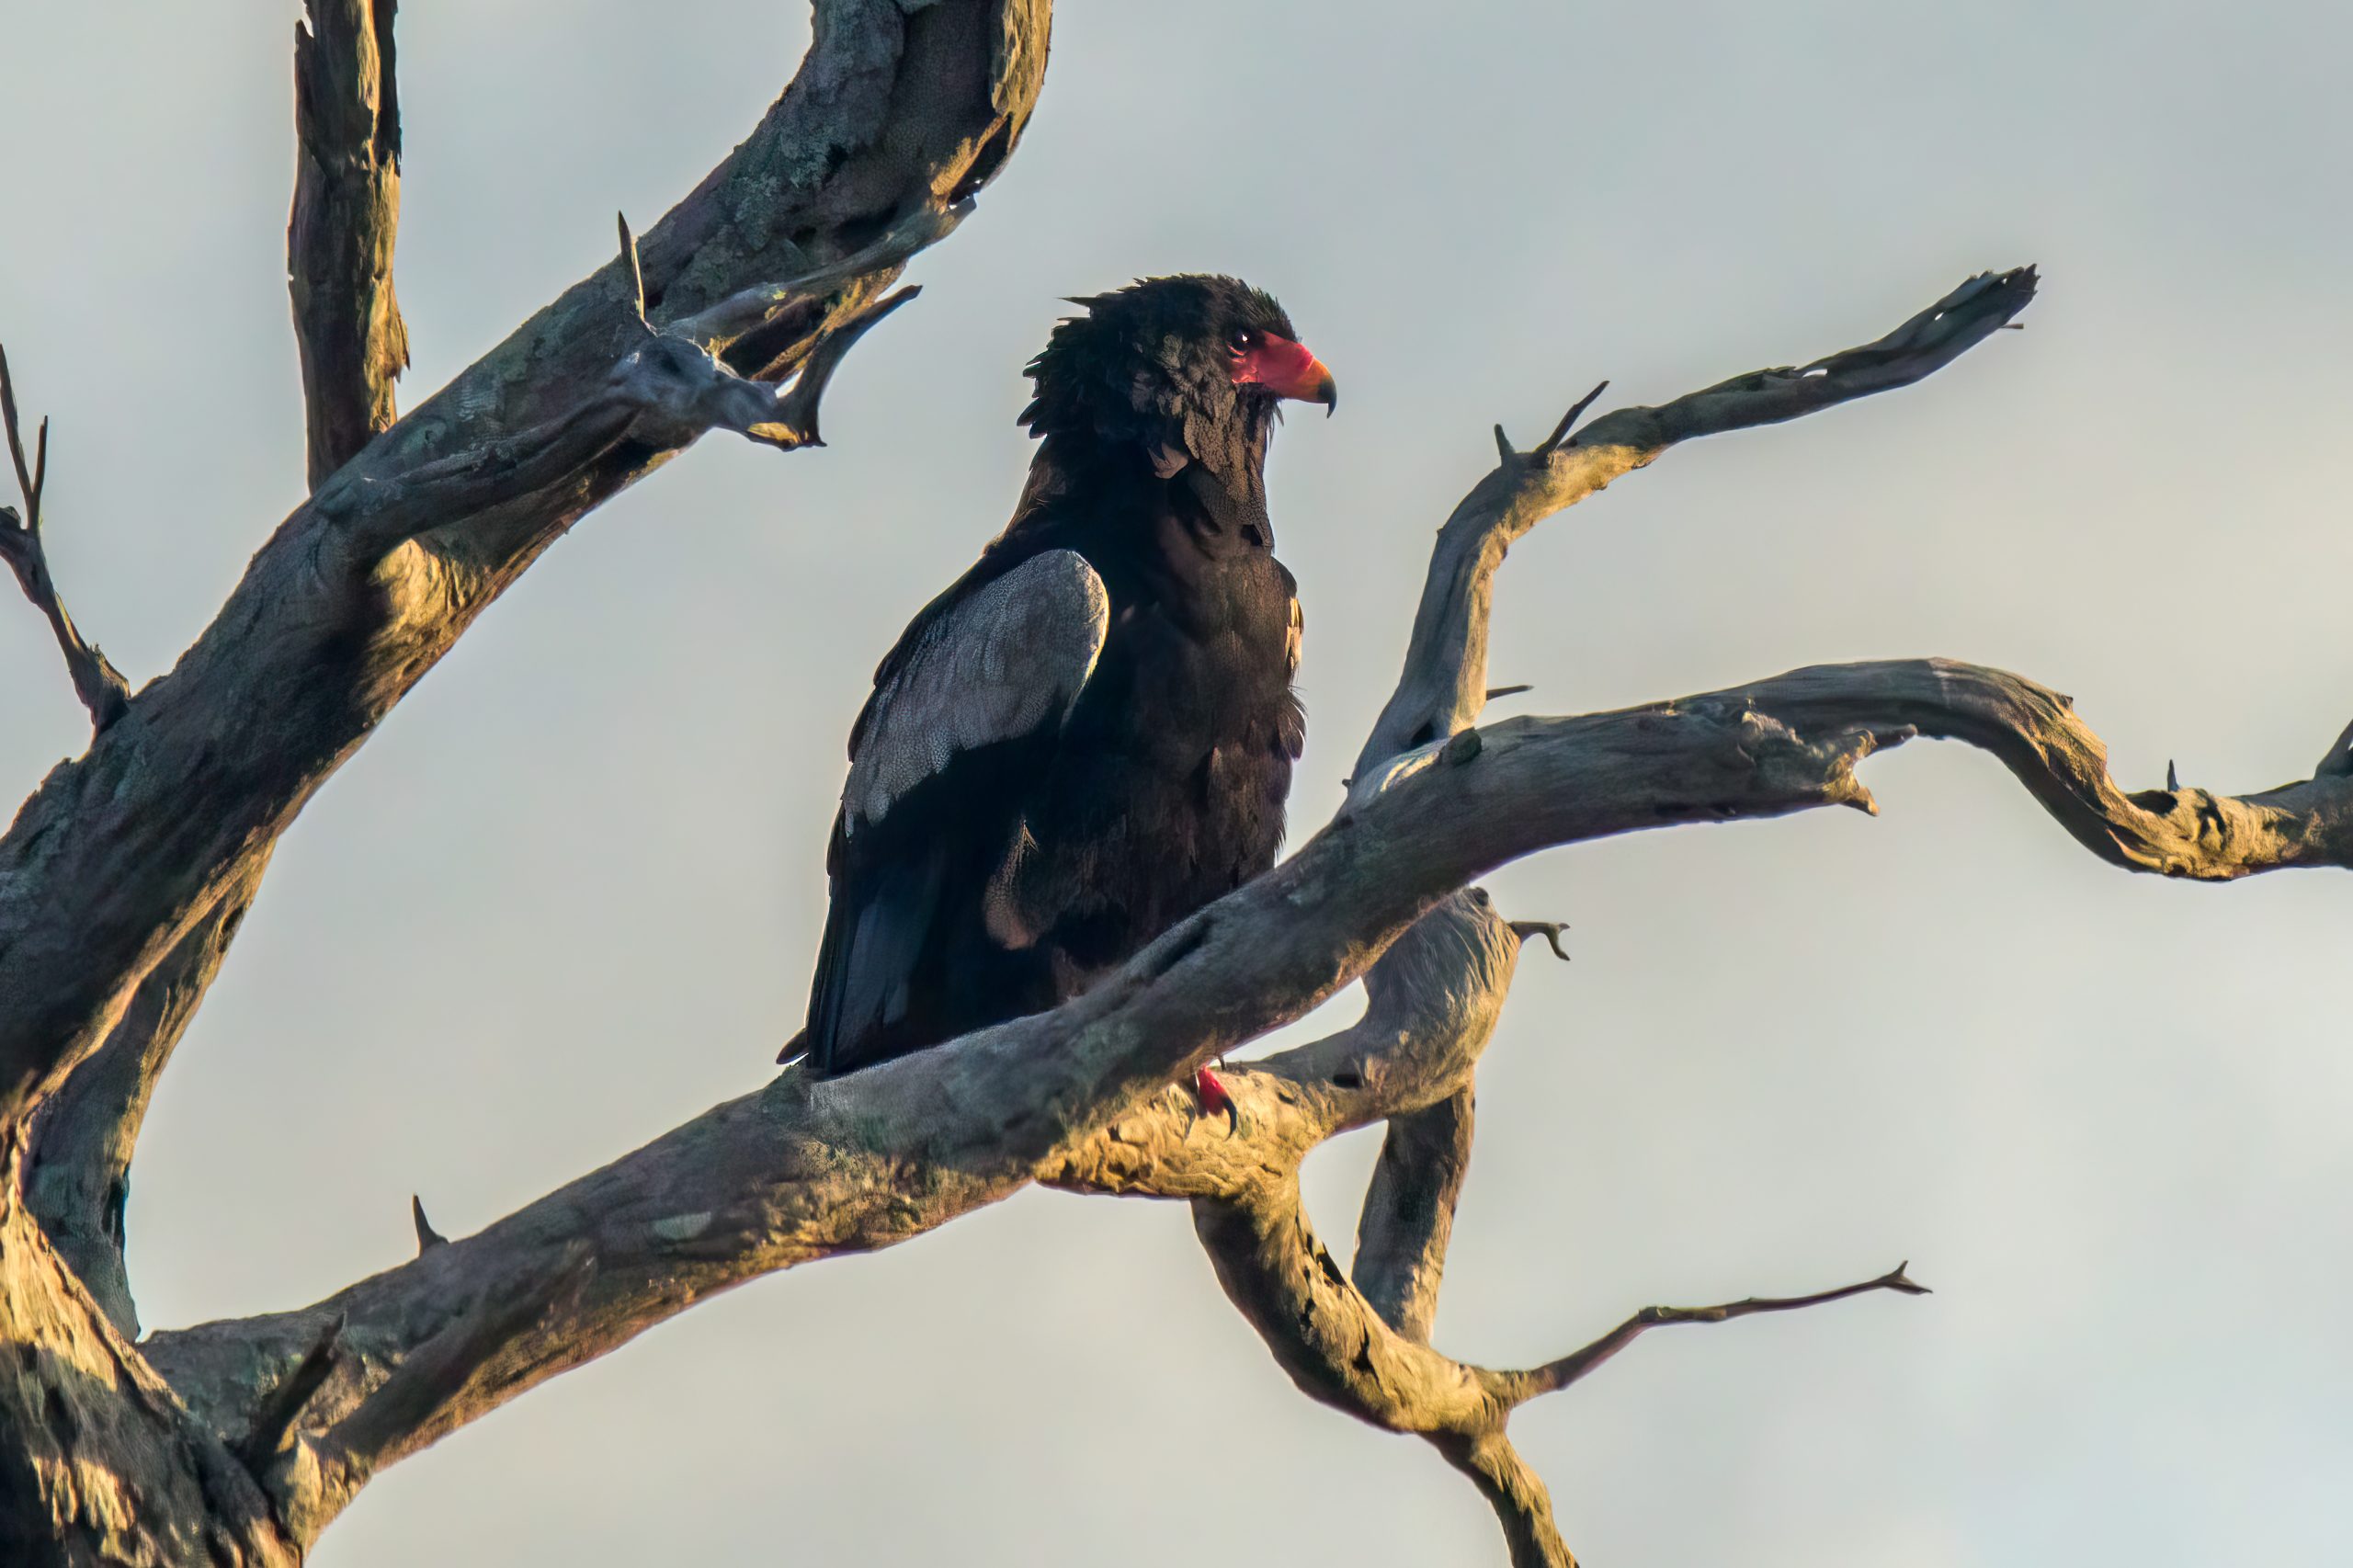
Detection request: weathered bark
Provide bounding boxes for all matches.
[24,860,266,1341]
[20,2,411,1341]
[0,4,1051,1560]
[3,9,2338,1553]
[1354,1090,1478,1345]
[0,1202,297,1568]
[290,0,408,490]
[133,637,2353,1551]
[68,251,2319,1561]
[0,0,1051,1131]
[1356,267,2039,779]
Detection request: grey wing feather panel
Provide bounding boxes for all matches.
[844,549,1110,831]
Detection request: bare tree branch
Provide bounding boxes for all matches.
[25,860,268,1338]
[1493,1265,1929,1406]
[0,1204,298,1568]
[1356,267,2039,779]
[233,1311,344,1472]
[1433,1433,1577,1568]
[291,0,408,487]
[1354,1090,1476,1343]
[86,245,2322,1549]
[0,346,130,733]
[1040,891,1524,1199]
[19,7,417,1349]
[1192,1171,1915,1564]
[320,272,921,562]
[133,631,2353,1527]
[0,39,2314,1547]
[0,0,1052,1131]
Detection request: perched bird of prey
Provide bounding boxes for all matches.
[791,275,1336,1087]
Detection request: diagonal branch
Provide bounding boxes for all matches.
[24,858,268,1338]
[291,0,408,487]
[1040,890,1524,1200]
[0,346,130,733]
[1434,1433,1577,1568]
[1357,266,2038,779]
[1353,1089,1476,1344]
[23,7,411,1337]
[0,0,1053,1132]
[135,639,2353,1534]
[321,268,921,562]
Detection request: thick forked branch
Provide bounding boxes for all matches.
[291,0,408,487]
[1190,1174,1915,1566]
[1358,267,2039,778]
[0,0,1052,1131]
[133,263,2345,1542]
[139,644,2353,1535]
[85,233,2353,1561]
[17,62,931,1343]
[320,260,923,563]
[1040,891,1525,1199]
[23,6,413,1342]
[0,347,130,733]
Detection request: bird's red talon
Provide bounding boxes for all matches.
[1193,1065,1243,1137]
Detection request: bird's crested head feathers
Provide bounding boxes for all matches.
[1018,276,1335,472]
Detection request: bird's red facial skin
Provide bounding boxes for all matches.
[1230,331,1338,411]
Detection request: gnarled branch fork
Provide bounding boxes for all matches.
[2,11,2339,1557]
[0,0,1051,1131]
[0,5,1050,1563]
[20,6,415,1347]
[106,251,2353,1562]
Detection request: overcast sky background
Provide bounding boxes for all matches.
[5,3,2352,1562]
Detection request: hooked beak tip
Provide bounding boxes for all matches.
[1317,374,1338,416]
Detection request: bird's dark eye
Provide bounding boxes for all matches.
[1228,328,1255,352]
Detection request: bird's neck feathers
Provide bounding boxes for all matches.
[1015,415,1277,555]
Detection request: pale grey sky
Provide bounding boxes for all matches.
[5,3,2352,1563]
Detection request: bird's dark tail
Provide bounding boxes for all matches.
[801,839,950,1077]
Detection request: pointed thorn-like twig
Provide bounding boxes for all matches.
[1508,919,1571,962]
[1540,380,1610,452]
[2165,758,2180,791]
[1484,683,1532,701]
[0,346,40,514]
[615,211,651,334]
[412,1195,448,1253]
[1492,423,1515,463]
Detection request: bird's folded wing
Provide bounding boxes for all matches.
[843,548,1110,830]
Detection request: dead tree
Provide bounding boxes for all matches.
[3,5,2344,1565]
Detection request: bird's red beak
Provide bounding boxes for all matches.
[1231,332,1337,415]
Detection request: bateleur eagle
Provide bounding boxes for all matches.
[793,275,1336,1083]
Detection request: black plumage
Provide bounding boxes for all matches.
[797,275,1335,1075]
